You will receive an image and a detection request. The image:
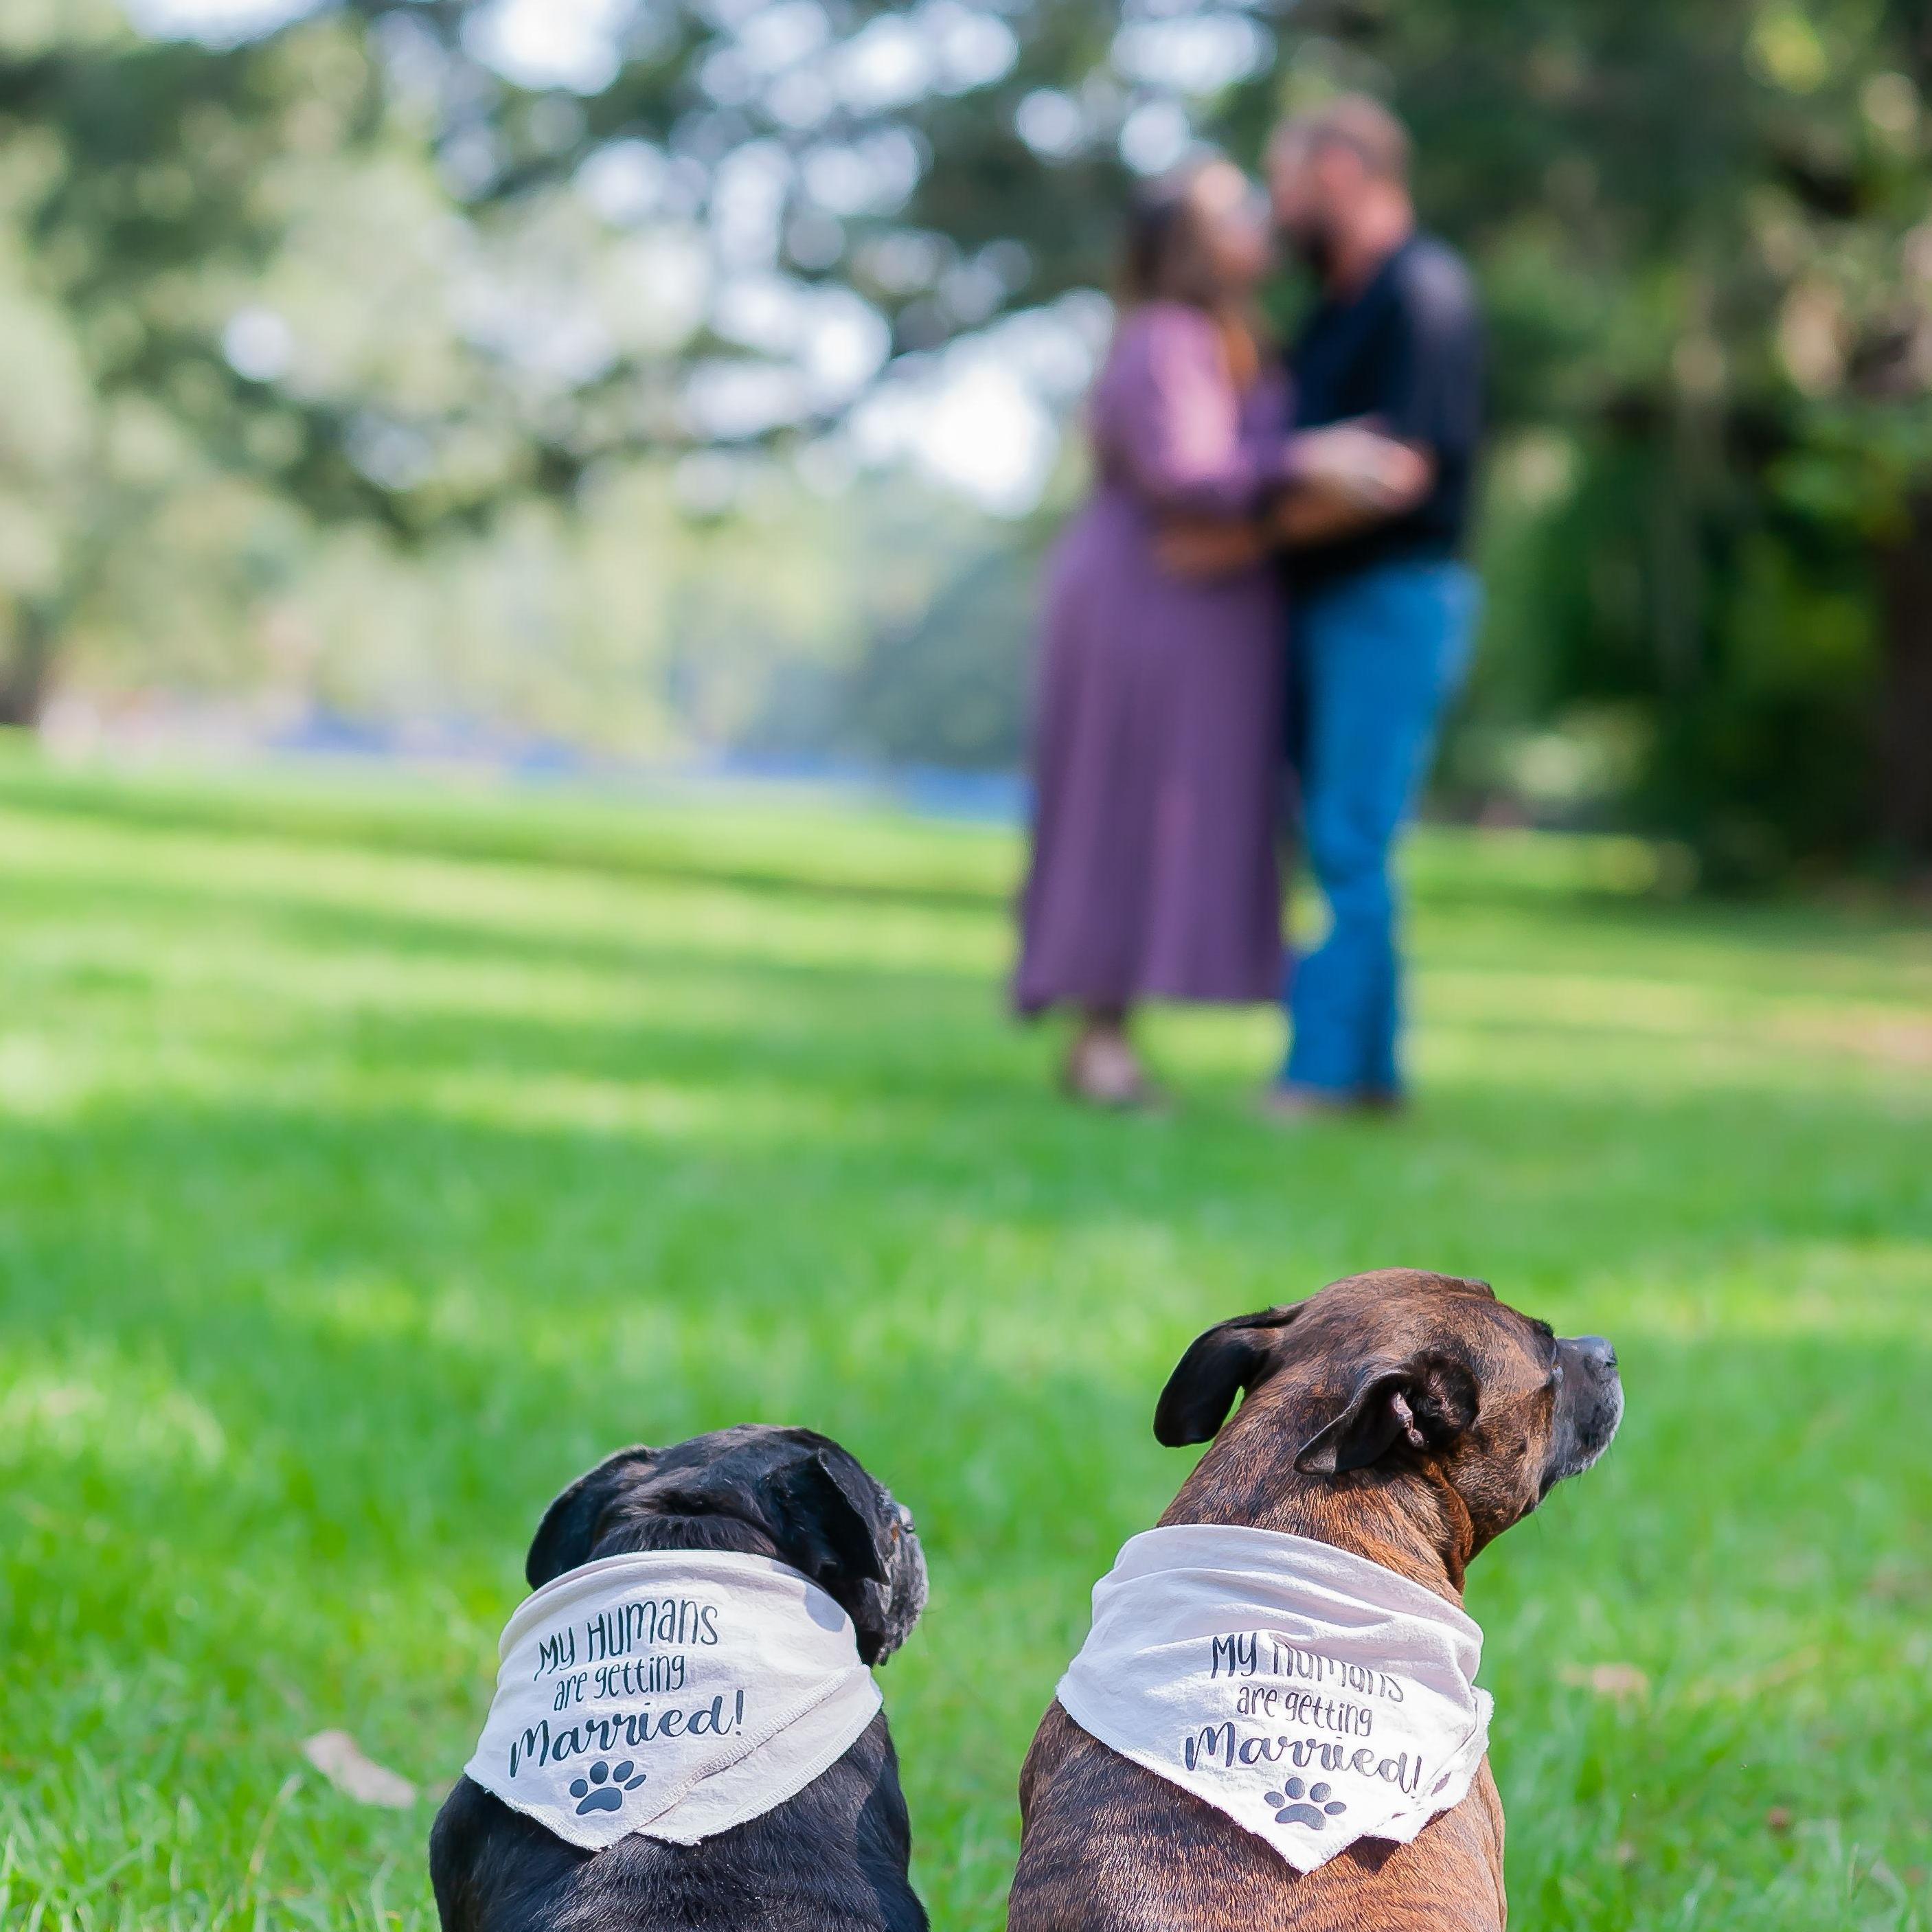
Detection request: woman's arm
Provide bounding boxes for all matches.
[1108,306,1294,521]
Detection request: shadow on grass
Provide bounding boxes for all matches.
[2,1080,1927,1560]
[8,756,1872,932]
[0,764,1020,916]
[14,856,1932,1130]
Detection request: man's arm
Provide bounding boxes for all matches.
[1272,436,1433,546]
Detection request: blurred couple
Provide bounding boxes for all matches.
[1014,96,1484,1115]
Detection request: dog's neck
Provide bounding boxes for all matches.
[1157,1388,1477,1602]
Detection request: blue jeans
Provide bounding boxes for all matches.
[1280,560,1477,1098]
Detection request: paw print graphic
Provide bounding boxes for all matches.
[570,1760,648,1815]
[1264,1777,1348,1830]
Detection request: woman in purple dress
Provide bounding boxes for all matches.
[1012,160,1297,1104]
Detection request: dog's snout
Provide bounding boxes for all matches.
[1537,1331,1624,1498]
[1572,1334,1617,1372]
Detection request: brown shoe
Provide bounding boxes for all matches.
[1356,1086,1409,1117]
[1256,1082,1402,1124]
[1257,1082,1348,1125]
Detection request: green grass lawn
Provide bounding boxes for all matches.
[1,746,1928,1931]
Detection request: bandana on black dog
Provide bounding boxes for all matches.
[464,1550,881,1850]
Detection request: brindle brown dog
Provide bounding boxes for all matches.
[1008,1269,1622,1932]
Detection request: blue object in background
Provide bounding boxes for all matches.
[1281,560,1479,1100]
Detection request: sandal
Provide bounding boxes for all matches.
[1062,1032,1163,1110]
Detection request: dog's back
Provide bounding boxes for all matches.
[432,1712,922,1932]
[1010,1702,1505,1932]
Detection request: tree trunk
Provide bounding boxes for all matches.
[1876,492,1932,866]
[0,603,57,727]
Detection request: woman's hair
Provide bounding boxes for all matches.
[1116,158,1245,311]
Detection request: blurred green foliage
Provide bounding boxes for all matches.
[3,1,1932,876]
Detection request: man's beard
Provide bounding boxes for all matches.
[1285,217,1337,281]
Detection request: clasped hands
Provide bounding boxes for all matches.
[1157,422,1431,580]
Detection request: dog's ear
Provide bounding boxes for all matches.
[771,1445,925,1664]
[1155,1304,1306,1447]
[525,1446,659,1589]
[1294,1353,1481,1477]
[773,1446,887,1589]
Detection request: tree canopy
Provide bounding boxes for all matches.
[3,0,1931,876]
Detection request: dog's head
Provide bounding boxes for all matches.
[1155,1270,1622,1553]
[523,1425,927,1665]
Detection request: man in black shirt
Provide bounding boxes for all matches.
[1264,95,1485,1117]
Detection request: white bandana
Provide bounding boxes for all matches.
[1055,1525,1492,1873]
[464,1550,883,1850]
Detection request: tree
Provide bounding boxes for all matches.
[3,0,1929,872]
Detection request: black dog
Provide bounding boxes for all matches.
[431,1426,929,1932]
